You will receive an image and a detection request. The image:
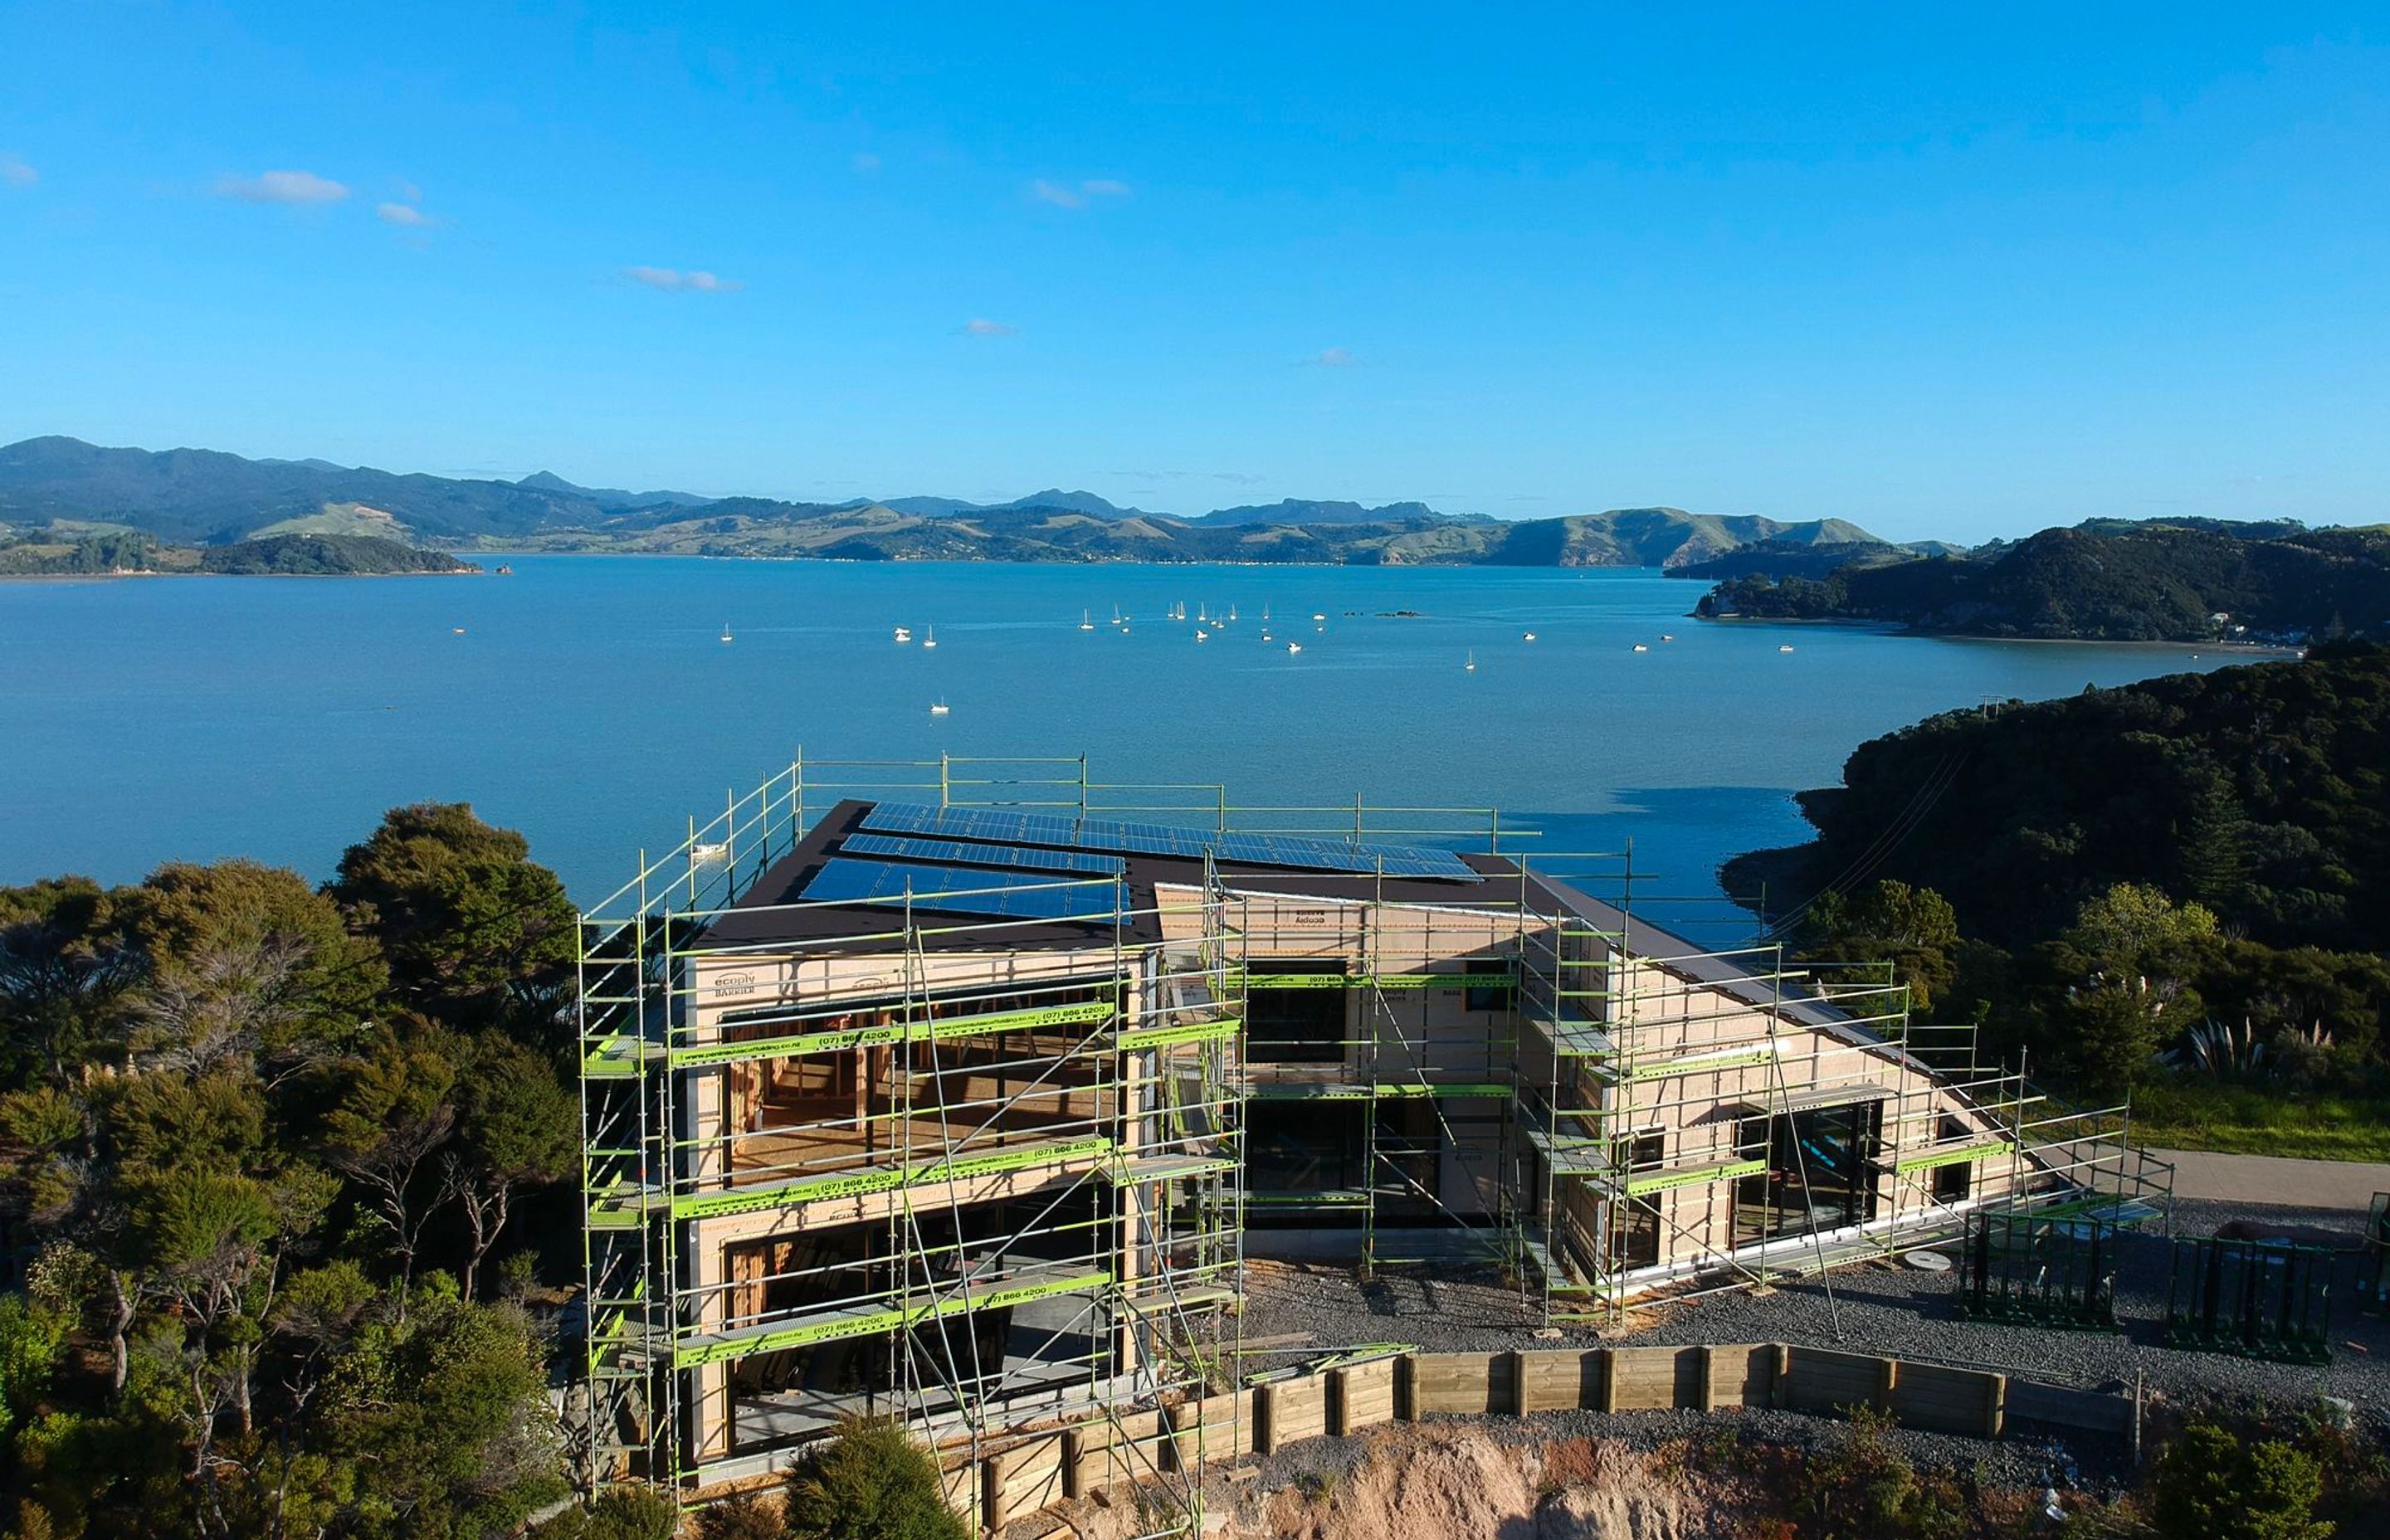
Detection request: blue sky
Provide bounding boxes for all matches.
[2,4,2385,541]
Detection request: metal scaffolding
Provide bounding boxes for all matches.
[1502,864,2176,1324]
[576,757,1527,1528]
[578,753,2178,1529]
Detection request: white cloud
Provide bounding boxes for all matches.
[851,151,882,173]
[1299,346,1358,368]
[376,202,432,227]
[216,169,349,205]
[0,155,36,189]
[960,318,1017,336]
[622,266,742,293]
[1032,177,1132,209]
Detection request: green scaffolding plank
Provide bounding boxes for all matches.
[585,1184,665,1228]
[672,1135,1113,1221]
[1106,1154,1240,1184]
[1370,972,1516,990]
[673,1265,1111,1367]
[582,1034,666,1078]
[1525,1017,1617,1057]
[1624,1156,1766,1196]
[1245,1190,1373,1206]
[669,997,1117,1070]
[1620,1045,1778,1081]
[1895,1139,2017,1174]
[1242,1080,1376,1094]
[1247,1080,1508,1100]
[1115,1016,1241,1050]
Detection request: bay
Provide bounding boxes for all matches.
[0,558,2266,944]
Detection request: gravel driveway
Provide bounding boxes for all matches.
[1235,1197,2390,1467]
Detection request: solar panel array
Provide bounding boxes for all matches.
[800,858,1127,921]
[840,831,1126,876]
[856,801,1480,881]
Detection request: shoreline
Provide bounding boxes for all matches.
[1692,611,2305,656]
[0,566,485,582]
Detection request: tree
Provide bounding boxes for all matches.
[2152,1422,2334,1540]
[2177,767,2255,909]
[697,1494,788,1540]
[126,860,387,1054]
[2051,884,2221,1089]
[2060,978,2168,1099]
[441,1036,575,1299]
[319,1284,568,1540]
[0,822,596,1538]
[1797,880,1962,1014]
[2066,881,2221,987]
[330,804,576,1036]
[322,1023,462,1303]
[783,1418,970,1540]
[533,1486,685,1540]
[0,1293,66,1442]
[0,877,138,1089]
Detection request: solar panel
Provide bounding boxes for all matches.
[854,801,1480,881]
[841,832,1125,875]
[860,802,1088,847]
[801,859,1127,921]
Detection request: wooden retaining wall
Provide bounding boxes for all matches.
[874,1342,2131,1534]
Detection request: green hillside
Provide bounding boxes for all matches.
[1696,520,2390,641]
[2,436,1885,568]
[248,501,419,541]
[475,500,1885,567]
[1735,643,2390,1152]
[0,524,476,576]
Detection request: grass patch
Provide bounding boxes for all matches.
[2128,1079,2390,1160]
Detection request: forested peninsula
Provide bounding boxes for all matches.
[0,529,476,577]
[1690,519,2390,644]
[1740,641,2390,1153]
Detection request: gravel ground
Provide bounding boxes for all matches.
[1235,1197,2390,1482]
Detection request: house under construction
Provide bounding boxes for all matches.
[577,757,2171,1517]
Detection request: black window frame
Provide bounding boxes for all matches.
[1244,961,1350,1065]
[1461,960,1512,1013]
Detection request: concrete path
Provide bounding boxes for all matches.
[2149,1148,2390,1212]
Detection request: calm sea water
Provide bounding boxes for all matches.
[0,558,2261,943]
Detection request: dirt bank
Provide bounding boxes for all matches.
[1050,1423,1774,1540]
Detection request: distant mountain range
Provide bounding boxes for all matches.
[0,434,1896,568]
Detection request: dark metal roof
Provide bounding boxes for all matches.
[1521,873,1880,1046]
[696,802,1872,1056]
[701,800,1525,955]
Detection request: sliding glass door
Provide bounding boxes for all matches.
[1734,1101,1881,1246]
